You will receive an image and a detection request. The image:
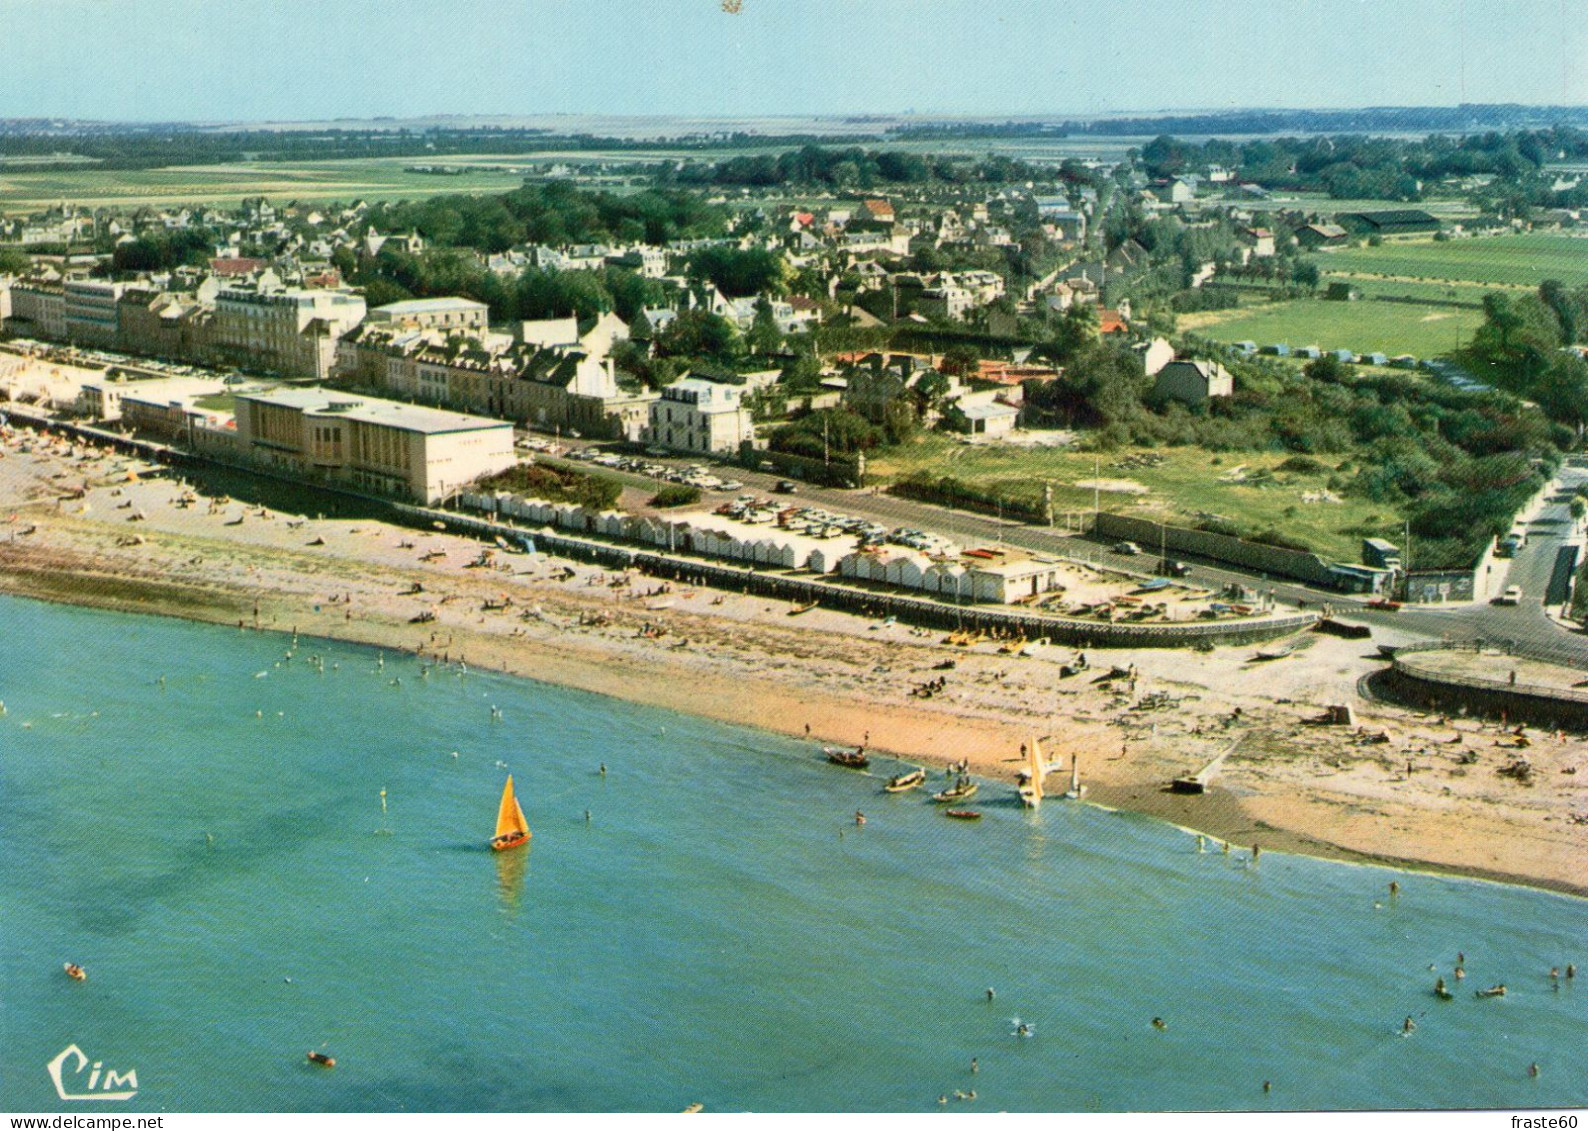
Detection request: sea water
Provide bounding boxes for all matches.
[0,594,1583,1112]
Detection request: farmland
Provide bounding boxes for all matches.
[0,156,552,214]
[1178,296,1475,359]
[867,436,1403,563]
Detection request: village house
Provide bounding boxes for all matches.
[1152,358,1233,404]
[645,375,754,455]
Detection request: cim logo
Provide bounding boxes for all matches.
[46,1044,139,1101]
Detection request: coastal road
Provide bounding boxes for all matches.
[1377,461,1588,663]
[541,445,1588,663]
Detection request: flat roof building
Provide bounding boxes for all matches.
[367,296,490,333]
[233,387,514,504]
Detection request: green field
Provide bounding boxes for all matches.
[1317,233,1588,288]
[0,157,547,214]
[868,436,1402,563]
[1180,297,1475,359]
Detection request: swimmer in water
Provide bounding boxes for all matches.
[1152,1017,1167,1032]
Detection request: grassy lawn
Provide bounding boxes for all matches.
[1179,297,1475,358]
[192,392,236,413]
[1316,234,1588,287]
[867,435,1403,562]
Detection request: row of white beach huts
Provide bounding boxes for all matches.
[459,488,1066,604]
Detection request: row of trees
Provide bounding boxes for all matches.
[1136,128,1588,200]
[363,182,727,254]
[666,144,1051,190]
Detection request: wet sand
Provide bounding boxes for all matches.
[3,423,1585,898]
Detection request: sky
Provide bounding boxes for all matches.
[2,0,1583,124]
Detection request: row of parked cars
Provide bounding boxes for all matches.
[567,448,744,493]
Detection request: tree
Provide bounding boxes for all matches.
[780,350,823,394]
[655,309,742,360]
[515,267,613,322]
[939,345,980,378]
[687,246,787,297]
[1292,260,1321,289]
[603,267,662,322]
[1050,303,1097,361]
[1303,355,1353,384]
[769,407,881,458]
[911,369,953,418]
[748,297,782,355]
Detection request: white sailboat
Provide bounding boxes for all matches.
[1018,736,1046,808]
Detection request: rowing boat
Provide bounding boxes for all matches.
[884,768,926,793]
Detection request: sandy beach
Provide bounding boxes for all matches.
[3,419,1586,898]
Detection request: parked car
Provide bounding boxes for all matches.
[1112,541,1142,555]
[1494,586,1522,606]
[1157,559,1193,577]
[773,479,798,494]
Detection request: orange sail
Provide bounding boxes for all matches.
[491,775,531,850]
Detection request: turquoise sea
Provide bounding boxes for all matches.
[0,594,1583,1112]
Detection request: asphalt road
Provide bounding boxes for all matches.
[541,444,1588,664]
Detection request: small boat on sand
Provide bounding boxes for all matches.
[945,809,983,821]
[1063,758,1087,800]
[788,600,819,616]
[826,746,869,769]
[63,963,86,981]
[933,778,978,803]
[489,775,531,851]
[884,768,927,793]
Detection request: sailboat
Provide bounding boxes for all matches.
[1064,757,1086,801]
[1017,736,1046,808]
[490,775,531,851]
